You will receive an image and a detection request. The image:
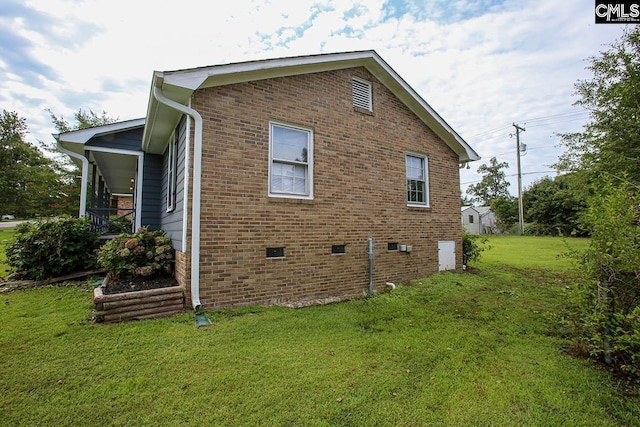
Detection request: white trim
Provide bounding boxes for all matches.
[268,121,314,200]
[84,145,144,156]
[135,153,144,230]
[57,118,145,145]
[406,152,430,208]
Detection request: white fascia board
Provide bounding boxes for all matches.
[84,145,144,156]
[55,118,145,158]
[161,50,378,91]
[57,118,146,144]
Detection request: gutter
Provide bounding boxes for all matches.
[55,139,89,217]
[151,86,203,310]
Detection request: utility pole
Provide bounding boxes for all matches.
[513,123,525,235]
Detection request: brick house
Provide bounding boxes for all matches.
[55,51,480,310]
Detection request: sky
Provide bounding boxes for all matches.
[0,0,628,200]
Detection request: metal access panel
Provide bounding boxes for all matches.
[438,240,456,271]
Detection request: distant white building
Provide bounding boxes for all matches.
[461,206,480,234]
[461,206,497,234]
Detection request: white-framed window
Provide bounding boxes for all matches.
[166,132,178,212]
[269,122,313,199]
[406,153,429,206]
[352,77,372,111]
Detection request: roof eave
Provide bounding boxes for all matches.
[55,118,146,155]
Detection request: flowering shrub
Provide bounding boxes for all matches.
[97,227,174,278]
[6,216,99,280]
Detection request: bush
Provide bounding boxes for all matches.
[523,222,554,236]
[6,216,99,280]
[568,180,640,380]
[107,215,133,234]
[98,227,174,279]
[462,230,485,266]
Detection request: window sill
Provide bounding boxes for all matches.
[407,204,431,211]
[268,196,314,205]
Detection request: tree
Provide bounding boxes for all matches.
[490,196,518,233]
[466,157,511,205]
[48,108,117,134]
[523,173,589,237]
[460,194,473,206]
[0,108,120,218]
[558,27,640,379]
[556,27,640,184]
[0,110,66,217]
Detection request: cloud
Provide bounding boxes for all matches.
[0,0,627,195]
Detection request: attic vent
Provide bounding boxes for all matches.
[352,78,372,111]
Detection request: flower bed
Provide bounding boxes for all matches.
[93,279,184,323]
[93,227,183,323]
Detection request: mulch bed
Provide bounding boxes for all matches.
[102,275,179,295]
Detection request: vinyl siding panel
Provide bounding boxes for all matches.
[159,117,186,249]
[140,153,163,231]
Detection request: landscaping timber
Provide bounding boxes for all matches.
[93,284,184,323]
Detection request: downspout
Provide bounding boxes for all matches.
[56,139,88,217]
[181,116,191,254]
[152,86,203,310]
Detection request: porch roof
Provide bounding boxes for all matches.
[55,118,145,195]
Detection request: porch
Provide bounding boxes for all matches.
[54,119,147,234]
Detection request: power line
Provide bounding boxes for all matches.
[460,170,559,185]
[465,110,590,142]
[518,110,589,124]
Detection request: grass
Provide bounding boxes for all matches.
[0,227,15,277]
[477,234,590,270]
[1,236,639,426]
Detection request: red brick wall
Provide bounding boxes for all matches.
[185,67,463,309]
[115,196,133,217]
[174,250,189,291]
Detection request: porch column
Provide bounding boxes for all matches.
[90,163,97,210]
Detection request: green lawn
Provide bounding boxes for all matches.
[0,227,15,277]
[1,236,638,426]
[477,235,590,270]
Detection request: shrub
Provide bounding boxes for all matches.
[568,179,640,380]
[6,216,99,280]
[107,215,133,234]
[523,222,554,236]
[462,230,485,266]
[98,227,174,279]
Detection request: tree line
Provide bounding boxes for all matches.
[464,158,589,237]
[0,109,115,219]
